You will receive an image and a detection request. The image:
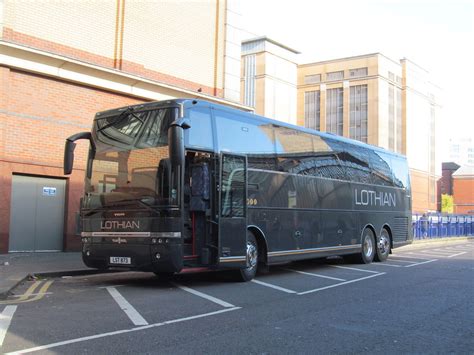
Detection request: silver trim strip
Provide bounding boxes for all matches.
[81,232,182,238]
[219,256,246,263]
[268,244,361,257]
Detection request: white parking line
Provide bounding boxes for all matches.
[386,259,419,264]
[328,265,381,274]
[390,254,434,261]
[98,285,125,289]
[281,268,346,281]
[369,263,403,268]
[433,248,459,252]
[297,273,386,295]
[405,259,438,267]
[251,280,297,294]
[440,248,472,252]
[425,249,457,255]
[420,249,452,254]
[417,249,468,258]
[172,283,236,308]
[408,252,453,258]
[106,287,148,326]
[0,306,17,346]
[5,307,240,354]
[447,251,467,258]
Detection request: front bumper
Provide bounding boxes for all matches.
[82,239,183,273]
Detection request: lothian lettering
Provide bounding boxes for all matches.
[354,189,396,207]
[101,221,140,230]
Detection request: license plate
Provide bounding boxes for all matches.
[110,256,131,265]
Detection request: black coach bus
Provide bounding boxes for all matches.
[64,99,412,281]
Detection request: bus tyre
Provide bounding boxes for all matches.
[356,228,376,264]
[375,228,391,262]
[236,232,258,282]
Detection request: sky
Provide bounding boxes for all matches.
[240,0,474,160]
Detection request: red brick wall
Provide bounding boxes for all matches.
[453,178,474,214]
[0,68,145,253]
[3,28,223,98]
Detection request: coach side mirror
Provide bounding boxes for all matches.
[64,132,92,175]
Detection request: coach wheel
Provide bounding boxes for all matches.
[354,228,375,264]
[236,232,258,282]
[375,228,391,262]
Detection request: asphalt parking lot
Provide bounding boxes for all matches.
[1,240,473,354]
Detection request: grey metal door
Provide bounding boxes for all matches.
[9,175,66,252]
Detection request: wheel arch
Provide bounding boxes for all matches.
[380,224,394,250]
[360,223,377,243]
[247,225,268,266]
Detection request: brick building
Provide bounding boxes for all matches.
[437,162,460,211]
[452,166,474,214]
[0,0,248,253]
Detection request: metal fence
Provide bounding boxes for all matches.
[412,214,474,239]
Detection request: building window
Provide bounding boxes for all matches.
[326,71,344,81]
[349,67,368,78]
[304,74,321,84]
[243,54,256,107]
[326,88,343,136]
[304,91,321,130]
[350,85,368,143]
[388,71,395,81]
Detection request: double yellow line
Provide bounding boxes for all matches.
[0,280,53,305]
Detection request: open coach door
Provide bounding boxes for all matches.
[218,153,248,269]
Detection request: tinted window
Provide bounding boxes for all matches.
[248,155,278,171]
[370,152,394,186]
[313,135,333,153]
[186,107,213,150]
[275,126,313,154]
[391,157,410,189]
[337,144,372,184]
[221,155,246,217]
[274,152,344,180]
[215,110,275,154]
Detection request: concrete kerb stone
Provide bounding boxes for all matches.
[0,275,30,300]
[0,269,123,300]
[399,236,473,251]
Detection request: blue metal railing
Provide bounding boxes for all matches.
[412,214,474,239]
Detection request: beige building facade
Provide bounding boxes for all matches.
[297,53,440,213]
[241,37,299,124]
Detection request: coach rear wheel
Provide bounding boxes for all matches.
[236,232,258,282]
[375,228,391,262]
